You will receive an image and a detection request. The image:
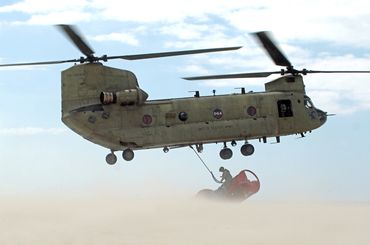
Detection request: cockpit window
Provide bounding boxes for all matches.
[304,96,314,109]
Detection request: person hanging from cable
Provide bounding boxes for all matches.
[211,166,233,193]
[190,145,233,195]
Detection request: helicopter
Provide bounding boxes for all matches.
[1,26,370,164]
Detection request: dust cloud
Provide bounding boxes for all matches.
[0,194,369,245]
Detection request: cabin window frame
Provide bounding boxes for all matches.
[277,99,293,118]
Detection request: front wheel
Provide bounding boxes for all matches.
[122,149,134,161]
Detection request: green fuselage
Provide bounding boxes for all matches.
[61,63,326,151]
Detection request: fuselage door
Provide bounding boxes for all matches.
[277,99,295,133]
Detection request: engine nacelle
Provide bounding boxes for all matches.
[100,88,148,106]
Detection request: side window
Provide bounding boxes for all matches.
[277,100,293,117]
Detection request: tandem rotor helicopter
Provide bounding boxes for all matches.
[2,25,370,164]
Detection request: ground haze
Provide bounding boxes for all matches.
[0,194,369,244]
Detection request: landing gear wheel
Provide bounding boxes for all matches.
[122,149,134,161]
[220,147,233,160]
[241,144,255,156]
[106,153,117,165]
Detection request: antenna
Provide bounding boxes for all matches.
[235,87,246,94]
[189,90,200,97]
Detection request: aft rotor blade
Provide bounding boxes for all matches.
[108,46,242,60]
[0,46,242,67]
[253,31,291,67]
[56,24,95,57]
[183,71,280,80]
[0,59,79,67]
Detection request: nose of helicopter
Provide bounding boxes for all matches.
[316,109,327,125]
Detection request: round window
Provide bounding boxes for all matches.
[178,112,188,121]
[247,106,257,116]
[142,114,153,125]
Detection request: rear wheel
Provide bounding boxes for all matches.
[220,148,233,160]
[106,153,117,165]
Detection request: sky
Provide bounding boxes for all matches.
[0,0,370,201]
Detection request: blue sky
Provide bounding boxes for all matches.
[1,0,370,201]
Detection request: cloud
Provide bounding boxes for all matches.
[221,0,370,47]
[178,64,210,75]
[0,127,67,136]
[0,0,89,14]
[89,0,232,23]
[90,32,139,46]
[0,0,90,25]
[21,11,92,25]
[0,65,48,71]
[2,0,370,47]
[160,23,214,40]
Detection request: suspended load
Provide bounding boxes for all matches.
[197,169,260,202]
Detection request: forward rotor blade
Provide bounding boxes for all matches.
[183,71,280,80]
[253,31,291,67]
[183,69,370,80]
[304,70,370,74]
[108,46,242,60]
[0,59,79,67]
[56,24,94,57]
